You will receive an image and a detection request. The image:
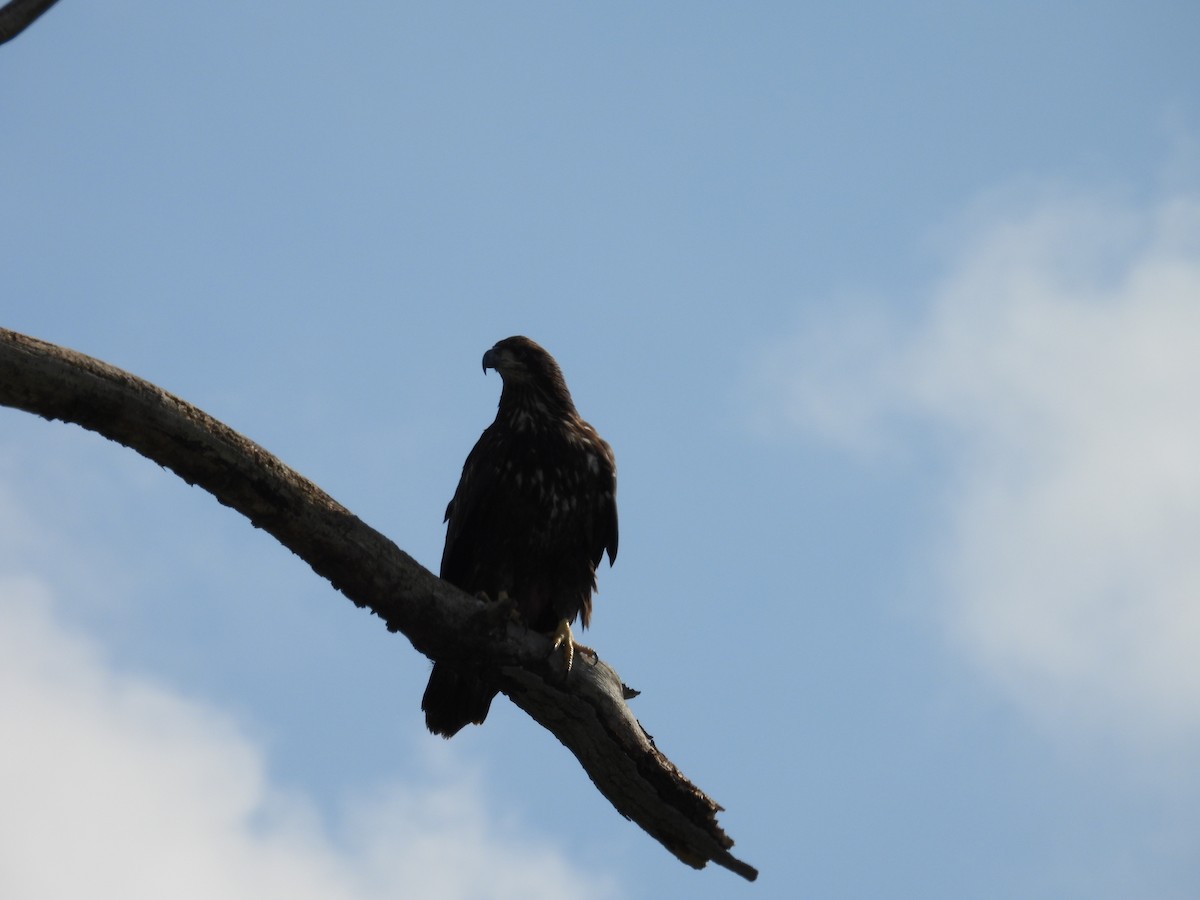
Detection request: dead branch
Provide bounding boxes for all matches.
[0,0,59,46]
[0,327,757,882]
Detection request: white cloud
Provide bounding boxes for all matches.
[0,576,617,900]
[754,186,1200,745]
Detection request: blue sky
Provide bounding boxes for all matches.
[3,3,1200,897]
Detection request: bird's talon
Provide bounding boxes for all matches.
[550,618,576,674]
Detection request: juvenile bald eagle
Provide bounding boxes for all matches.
[422,336,619,738]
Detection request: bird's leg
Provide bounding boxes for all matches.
[549,618,597,674]
[550,618,575,673]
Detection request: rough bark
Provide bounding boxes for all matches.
[0,327,757,882]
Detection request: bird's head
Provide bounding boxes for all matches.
[483,336,554,382]
[483,336,575,412]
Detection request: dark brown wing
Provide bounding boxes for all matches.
[439,422,516,595]
[589,434,619,570]
[425,425,515,738]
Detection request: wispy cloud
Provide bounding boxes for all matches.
[751,185,1200,746]
[0,575,618,900]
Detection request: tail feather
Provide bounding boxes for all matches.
[421,662,497,738]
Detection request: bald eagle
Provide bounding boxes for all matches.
[422,336,619,738]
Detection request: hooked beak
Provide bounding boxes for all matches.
[482,347,499,373]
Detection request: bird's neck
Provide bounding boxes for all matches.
[498,381,576,429]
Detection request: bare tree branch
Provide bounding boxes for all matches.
[0,0,59,46]
[0,327,758,883]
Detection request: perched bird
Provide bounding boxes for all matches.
[422,336,619,738]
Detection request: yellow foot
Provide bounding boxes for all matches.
[550,618,576,674]
[549,619,597,674]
